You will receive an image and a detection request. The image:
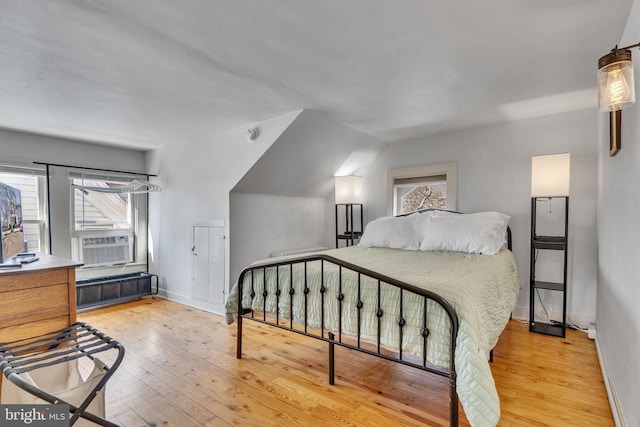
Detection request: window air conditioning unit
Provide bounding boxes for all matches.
[78,234,134,267]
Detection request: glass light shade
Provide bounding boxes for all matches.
[335,176,364,204]
[598,49,635,112]
[531,153,570,197]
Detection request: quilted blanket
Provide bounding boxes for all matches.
[226,246,520,427]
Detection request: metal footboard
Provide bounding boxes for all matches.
[236,254,460,427]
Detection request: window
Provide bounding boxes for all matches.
[72,178,132,231]
[393,175,447,214]
[0,170,46,252]
[0,163,149,272]
[387,163,457,216]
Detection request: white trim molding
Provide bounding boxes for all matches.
[158,289,225,317]
[595,335,627,427]
[386,162,458,216]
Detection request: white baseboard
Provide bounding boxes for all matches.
[157,289,225,317]
[595,335,627,427]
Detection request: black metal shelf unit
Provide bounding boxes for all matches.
[335,203,363,248]
[529,196,569,337]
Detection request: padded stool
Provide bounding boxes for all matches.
[0,322,124,426]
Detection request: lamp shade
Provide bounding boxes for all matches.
[335,176,364,204]
[531,153,570,197]
[598,49,635,112]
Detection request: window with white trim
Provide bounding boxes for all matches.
[387,162,457,216]
[72,177,132,231]
[0,163,150,273]
[0,167,47,253]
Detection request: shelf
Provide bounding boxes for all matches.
[533,235,566,250]
[337,232,362,240]
[335,204,363,248]
[532,280,564,291]
[530,196,568,338]
[529,322,566,338]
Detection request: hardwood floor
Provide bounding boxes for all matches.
[78,298,613,426]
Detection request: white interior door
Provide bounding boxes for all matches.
[191,225,225,306]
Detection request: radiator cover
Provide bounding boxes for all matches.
[76,272,158,309]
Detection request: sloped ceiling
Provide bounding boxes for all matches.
[0,0,635,150]
[232,110,384,197]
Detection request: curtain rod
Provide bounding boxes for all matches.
[33,161,157,177]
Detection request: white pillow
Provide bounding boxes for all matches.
[358,215,421,250]
[419,211,510,255]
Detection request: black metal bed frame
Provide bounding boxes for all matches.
[236,254,461,425]
[236,218,512,427]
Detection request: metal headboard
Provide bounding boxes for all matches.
[398,208,513,251]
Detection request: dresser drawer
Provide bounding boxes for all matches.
[0,255,80,346]
[0,283,70,329]
[0,268,69,293]
[0,315,70,344]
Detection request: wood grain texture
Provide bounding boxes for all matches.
[0,254,81,399]
[0,268,68,292]
[78,298,613,427]
[0,283,68,319]
[0,254,80,343]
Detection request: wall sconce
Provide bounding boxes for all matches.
[597,42,640,156]
[531,153,570,198]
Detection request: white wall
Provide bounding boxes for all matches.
[0,128,145,172]
[596,1,640,425]
[233,110,384,197]
[229,110,384,289]
[0,128,146,264]
[145,111,300,314]
[229,193,328,284]
[360,108,599,325]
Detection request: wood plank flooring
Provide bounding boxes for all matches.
[78,298,613,426]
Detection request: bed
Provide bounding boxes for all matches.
[225,209,520,427]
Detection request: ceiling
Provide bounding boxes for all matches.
[0,0,634,151]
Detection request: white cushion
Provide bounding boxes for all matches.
[358,215,421,250]
[419,211,510,255]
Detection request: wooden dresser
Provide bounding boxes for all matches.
[0,254,82,399]
[0,254,82,344]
